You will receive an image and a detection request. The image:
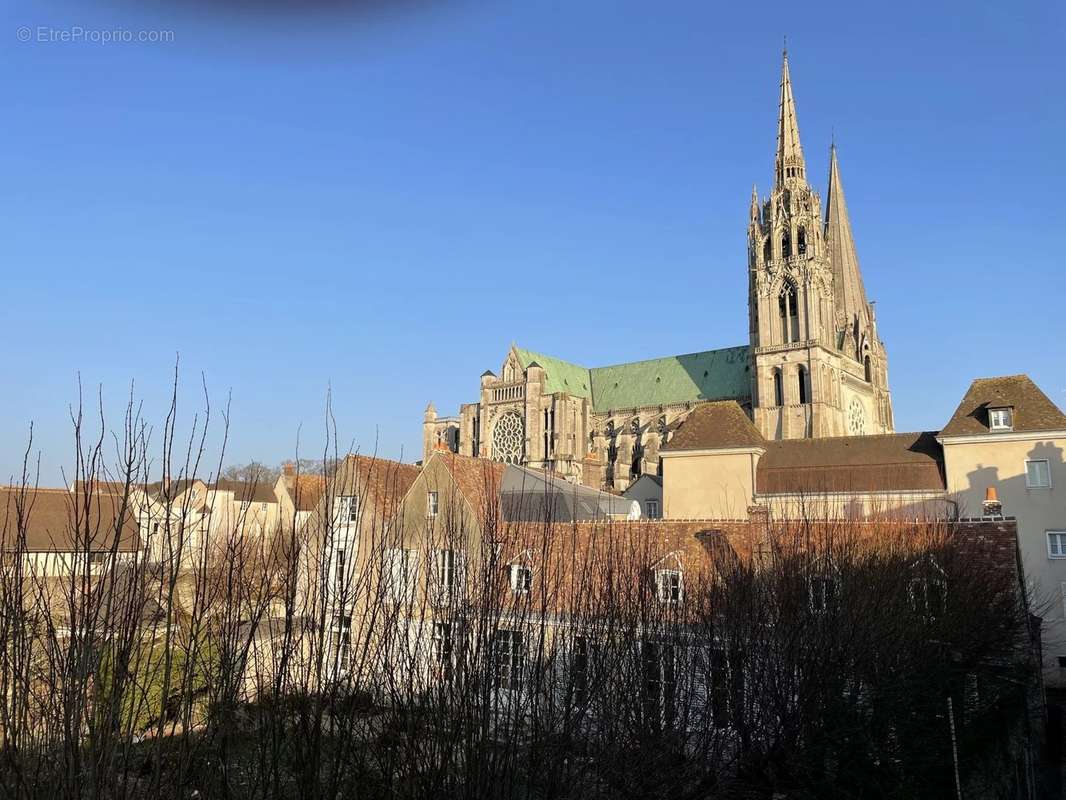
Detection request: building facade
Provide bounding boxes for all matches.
[424,51,893,489]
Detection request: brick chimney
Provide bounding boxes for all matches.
[282,461,295,478]
[982,486,1003,518]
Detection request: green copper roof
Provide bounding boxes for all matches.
[513,347,592,398]
[514,344,750,413]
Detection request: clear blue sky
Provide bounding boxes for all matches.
[2,0,1063,483]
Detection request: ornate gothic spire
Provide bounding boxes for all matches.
[775,49,806,186]
[825,144,870,328]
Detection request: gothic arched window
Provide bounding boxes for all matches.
[763,238,771,262]
[491,411,524,464]
[782,231,792,258]
[797,227,807,255]
[798,365,808,405]
[864,354,872,383]
[778,283,799,344]
[773,369,784,407]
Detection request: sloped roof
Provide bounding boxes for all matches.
[757,431,945,494]
[211,479,277,504]
[501,465,637,522]
[661,400,765,451]
[941,375,1066,436]
[341,455,421,520]
[513,345,750,413]
[1,487,140,552]
[433,452,507,526]
[283,473,327,513]
[512,347,592,398]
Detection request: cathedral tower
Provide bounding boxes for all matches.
[748,51,893,439]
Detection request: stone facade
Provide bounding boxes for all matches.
[424,50,893,489]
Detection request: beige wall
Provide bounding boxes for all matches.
[941,433,1066,684]
[662,449,761,520]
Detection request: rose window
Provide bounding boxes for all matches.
[491,411,524,464]
[848,398,866,436]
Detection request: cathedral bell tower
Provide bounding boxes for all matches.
[748,50,893,440]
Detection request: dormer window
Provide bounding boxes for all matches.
[510,564,533,594]
[655,569,683,604]
[988,407,1013,432]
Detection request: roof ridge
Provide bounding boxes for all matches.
[589,344,747,372]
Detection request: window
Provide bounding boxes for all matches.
[655,569,682,604]
[709,645,731,729]
[909,576,947,618]
[645,499,660,519]
[773,369,784,407]
[809,575,835,613]
[797,227,807,255]
[426,491,439,518]
[572,635,599,705]
[334,548,347,595]
[510,564,532,594]
[1026,459,1052,489]
[432,621,453,680]
[338,495,359,524]
[797,365,808,404]
[493,629,524,690]
[1047,532,1066,559]
[1058,656,1066,670]
[778,283,800,343]
[89,552,110,566]
[331,615,352,674]
[386,548,417,602]
[864,354,872,383]
[434,549,459,597]
[642,641,677,725]
[240,500,250,512]
[988,407,1013,432]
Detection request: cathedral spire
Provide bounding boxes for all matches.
[775,49,806,186]
[825,144,870,328]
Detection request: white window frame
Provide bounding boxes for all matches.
[988,407,1013,432]
[1026,459,1052,489]
[432,621,453,678]
[510,564,533,594]
[427,491,439,518]
[1047,531,1066,560]
[655,569,683,604]
[331,614,352,674]
[645,499,660,519]
[337,495,359,525]
[434,548,461,596]
[493,628,524,691]
[386,548,417,603]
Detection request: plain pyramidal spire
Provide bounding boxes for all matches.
[825,144,871,325]
[775,49,806,186]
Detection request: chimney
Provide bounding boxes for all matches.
[982,486,1003,518]
[282,461,295,478]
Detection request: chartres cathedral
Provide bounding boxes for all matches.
[424,52,894,490]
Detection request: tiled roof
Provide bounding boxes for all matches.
[434,452,507,526]
[513,345,750,413]
[0,487,139,552]
[661,400,765,451]
[940,375,1066,436]
[483,516,1019,614]
[341,455,421,520]
[757,431,945,494]
[211,480,277,504]
[283,474,327,513]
